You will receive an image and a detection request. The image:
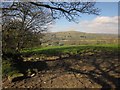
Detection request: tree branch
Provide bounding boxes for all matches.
[30,2,69,13]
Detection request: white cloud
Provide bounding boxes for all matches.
[49,16,118,34]
[76,16,118,34]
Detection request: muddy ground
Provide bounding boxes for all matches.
[2,52,120,89]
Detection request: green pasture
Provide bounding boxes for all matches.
[21,44,119,56]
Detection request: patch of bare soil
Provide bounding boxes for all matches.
[2,53,120,89]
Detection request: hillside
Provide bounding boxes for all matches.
[42,31,118,46]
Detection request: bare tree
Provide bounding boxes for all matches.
[2,2,53,52]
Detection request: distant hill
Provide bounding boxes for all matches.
[42,31,118,46]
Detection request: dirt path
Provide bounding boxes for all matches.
[2,54,120,89]
[3,70,101,88]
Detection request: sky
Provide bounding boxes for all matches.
[49,2,118,34]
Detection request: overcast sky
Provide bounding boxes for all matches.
[49,2,118,34]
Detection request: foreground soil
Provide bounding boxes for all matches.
[2,52,120,89]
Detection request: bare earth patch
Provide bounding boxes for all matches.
[2,53,120,89]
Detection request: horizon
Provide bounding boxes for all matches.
[48,30,118,35]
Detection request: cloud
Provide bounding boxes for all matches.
[49,16,118,34]
[76,16,118,34]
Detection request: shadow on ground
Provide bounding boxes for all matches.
[3,51,120,89]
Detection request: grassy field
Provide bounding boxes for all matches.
[21,44,119,56]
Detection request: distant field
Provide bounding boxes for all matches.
[42,31,118,46]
